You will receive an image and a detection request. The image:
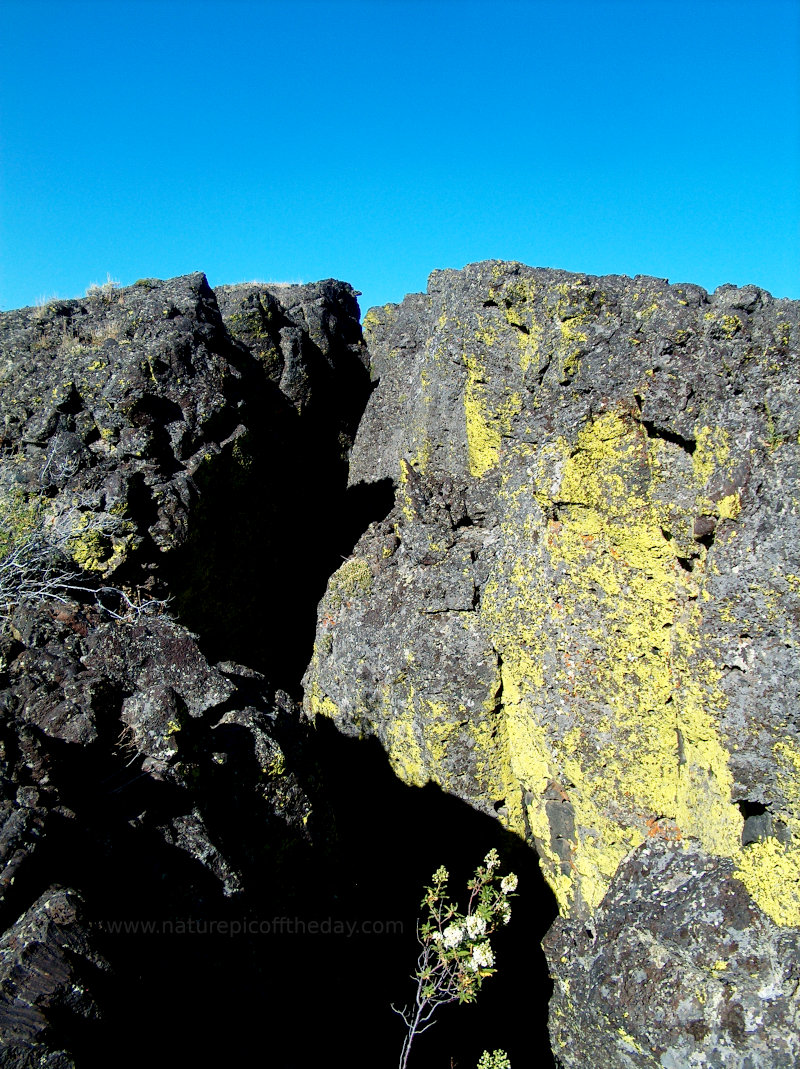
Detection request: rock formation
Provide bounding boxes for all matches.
[304,261,800,1066]
[1,262,798,1066]
[0,275,367,1065]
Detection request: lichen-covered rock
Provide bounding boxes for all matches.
[0,274,368,589]
[0,274,236,574]
[544,838,800,1068]
[302,261,800,1062]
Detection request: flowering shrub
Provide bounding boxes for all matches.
[477,1052,511,1069]
[393,848,518,1068]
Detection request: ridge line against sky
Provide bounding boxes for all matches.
[1,0,799,315]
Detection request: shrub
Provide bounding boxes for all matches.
[85,273,121,298]
[0,490,166,625]
[0,514,88,622]
[393,849,518,1068]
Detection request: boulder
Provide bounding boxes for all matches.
[303,260,800,1064]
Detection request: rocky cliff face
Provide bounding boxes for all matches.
[1,263,798,1067]
[303,261,800,1066]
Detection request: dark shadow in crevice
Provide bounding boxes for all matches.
[81,301,556,1063]
[302,722,559,1069]
[160,398,337,689]
[641,420,696,455]
[736,799,790,847]
[338,478,396,556]
[157,307,392,695]
[163,381,397,694]
[25,713,558,1068]
[9,520,555,1054]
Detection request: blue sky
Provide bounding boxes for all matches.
[1,0,798,315]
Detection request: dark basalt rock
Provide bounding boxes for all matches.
[1,274,237,572]
[0,598,319,1064]
[215,279,368,429]
[0,274,371,1065]
[0,887,106,1065]
[0,274,368,594]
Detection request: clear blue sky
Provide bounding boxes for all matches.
[1,0,798,315]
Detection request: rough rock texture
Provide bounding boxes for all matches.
[0,274,369,1064]
[3,262,798,1065]
[303,261,800,1064]
[544,839,800,1068]
[0,598,317,1063]
[0,274,370,684]
[0,273,366,573]
[0,888,107,1067]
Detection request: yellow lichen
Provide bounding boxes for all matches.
[734,738,800,926]
[362,304,397,350]
[478,411,741,913]
[715,492,741,521]
[306,680,340,721]
[557,319,587,378]
[68,528,109,572]
[308,288,797,929]
[500,279,541,373]
[703,311,742,338]
[616,1026,650,1058]
[463,349,502,477]
[0,490,43,559]
[383,682,427,787]
[326,557,372,610]
[462,339,522,478]
[693,426,732,487]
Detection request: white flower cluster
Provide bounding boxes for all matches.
[484,849,500,871]
[477,1051,511,1069]
[501,873,518,894]
[442,924,465,948]
[468,941,495,971]
[465,913,487,938]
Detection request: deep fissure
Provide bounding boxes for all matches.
[37,294,558,1067]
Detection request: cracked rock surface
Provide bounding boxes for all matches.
[0,274,366,577]
[545,838,800,1068]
